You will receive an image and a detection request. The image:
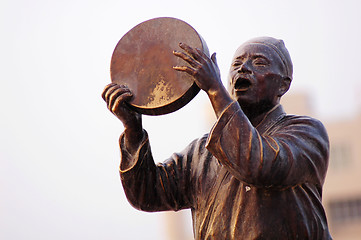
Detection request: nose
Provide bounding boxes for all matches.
[238,61,251,74]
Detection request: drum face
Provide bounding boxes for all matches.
[110,17,208,115]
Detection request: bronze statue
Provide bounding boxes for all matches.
[102,36,332,239]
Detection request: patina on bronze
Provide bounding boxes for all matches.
[110,17,209,115]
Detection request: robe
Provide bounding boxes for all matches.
[119,101,332,239]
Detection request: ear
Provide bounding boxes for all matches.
[278,77,291,97]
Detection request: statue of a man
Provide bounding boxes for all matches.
[102,37,332,239]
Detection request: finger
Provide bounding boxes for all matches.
[104,85,120,103]
[107,86,131,109]
[112,92,133,113]
[179,43,203,62]
[108,88,132,109]
[173,66,197,76]
[173,50,201,68]
[104,85,130,104]
[102,83,117,101]
[195,48,212,63]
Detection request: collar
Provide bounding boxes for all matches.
[255,104,286,133]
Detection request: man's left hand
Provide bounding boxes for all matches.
[173,43,222,95]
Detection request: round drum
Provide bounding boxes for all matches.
[110,17,209,115]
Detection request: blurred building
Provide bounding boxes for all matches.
[322,113,361,239]
[282,92,361,240]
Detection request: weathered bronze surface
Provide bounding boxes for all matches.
[103,25,333,239]
[110,17,209,115]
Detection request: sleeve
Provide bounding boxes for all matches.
[119,130,197,212]
[206,101,330,189]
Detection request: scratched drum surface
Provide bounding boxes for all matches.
[110,17,208,115]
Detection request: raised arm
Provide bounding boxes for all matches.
[119,131,206,212]
[102,83,198,212]
[102,83,144,154]
[206,102,330,188]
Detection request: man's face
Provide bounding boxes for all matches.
[229,43,288,109]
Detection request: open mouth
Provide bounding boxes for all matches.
[234,77,252,91]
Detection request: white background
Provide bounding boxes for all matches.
[1,0,360,239]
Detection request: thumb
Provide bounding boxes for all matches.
[211,52,218,66]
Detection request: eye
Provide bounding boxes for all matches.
[252,58,269,67]
[232,61,243,71]
[232,61,243,67]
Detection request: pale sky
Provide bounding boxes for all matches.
[1,0,360,239]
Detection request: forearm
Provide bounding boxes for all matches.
[206,82,234,119]
[123,125,144,155]
[119,132,165,211]
[119,131,193,212]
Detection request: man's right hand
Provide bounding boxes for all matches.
[102,83,144,151]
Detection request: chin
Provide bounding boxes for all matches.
[234,92,252,103]
[237,95,275,112]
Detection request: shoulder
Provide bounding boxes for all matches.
[171,134,210,158]
[275,114,329,142]
[186,134,210,154]
[278,114,326,129]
